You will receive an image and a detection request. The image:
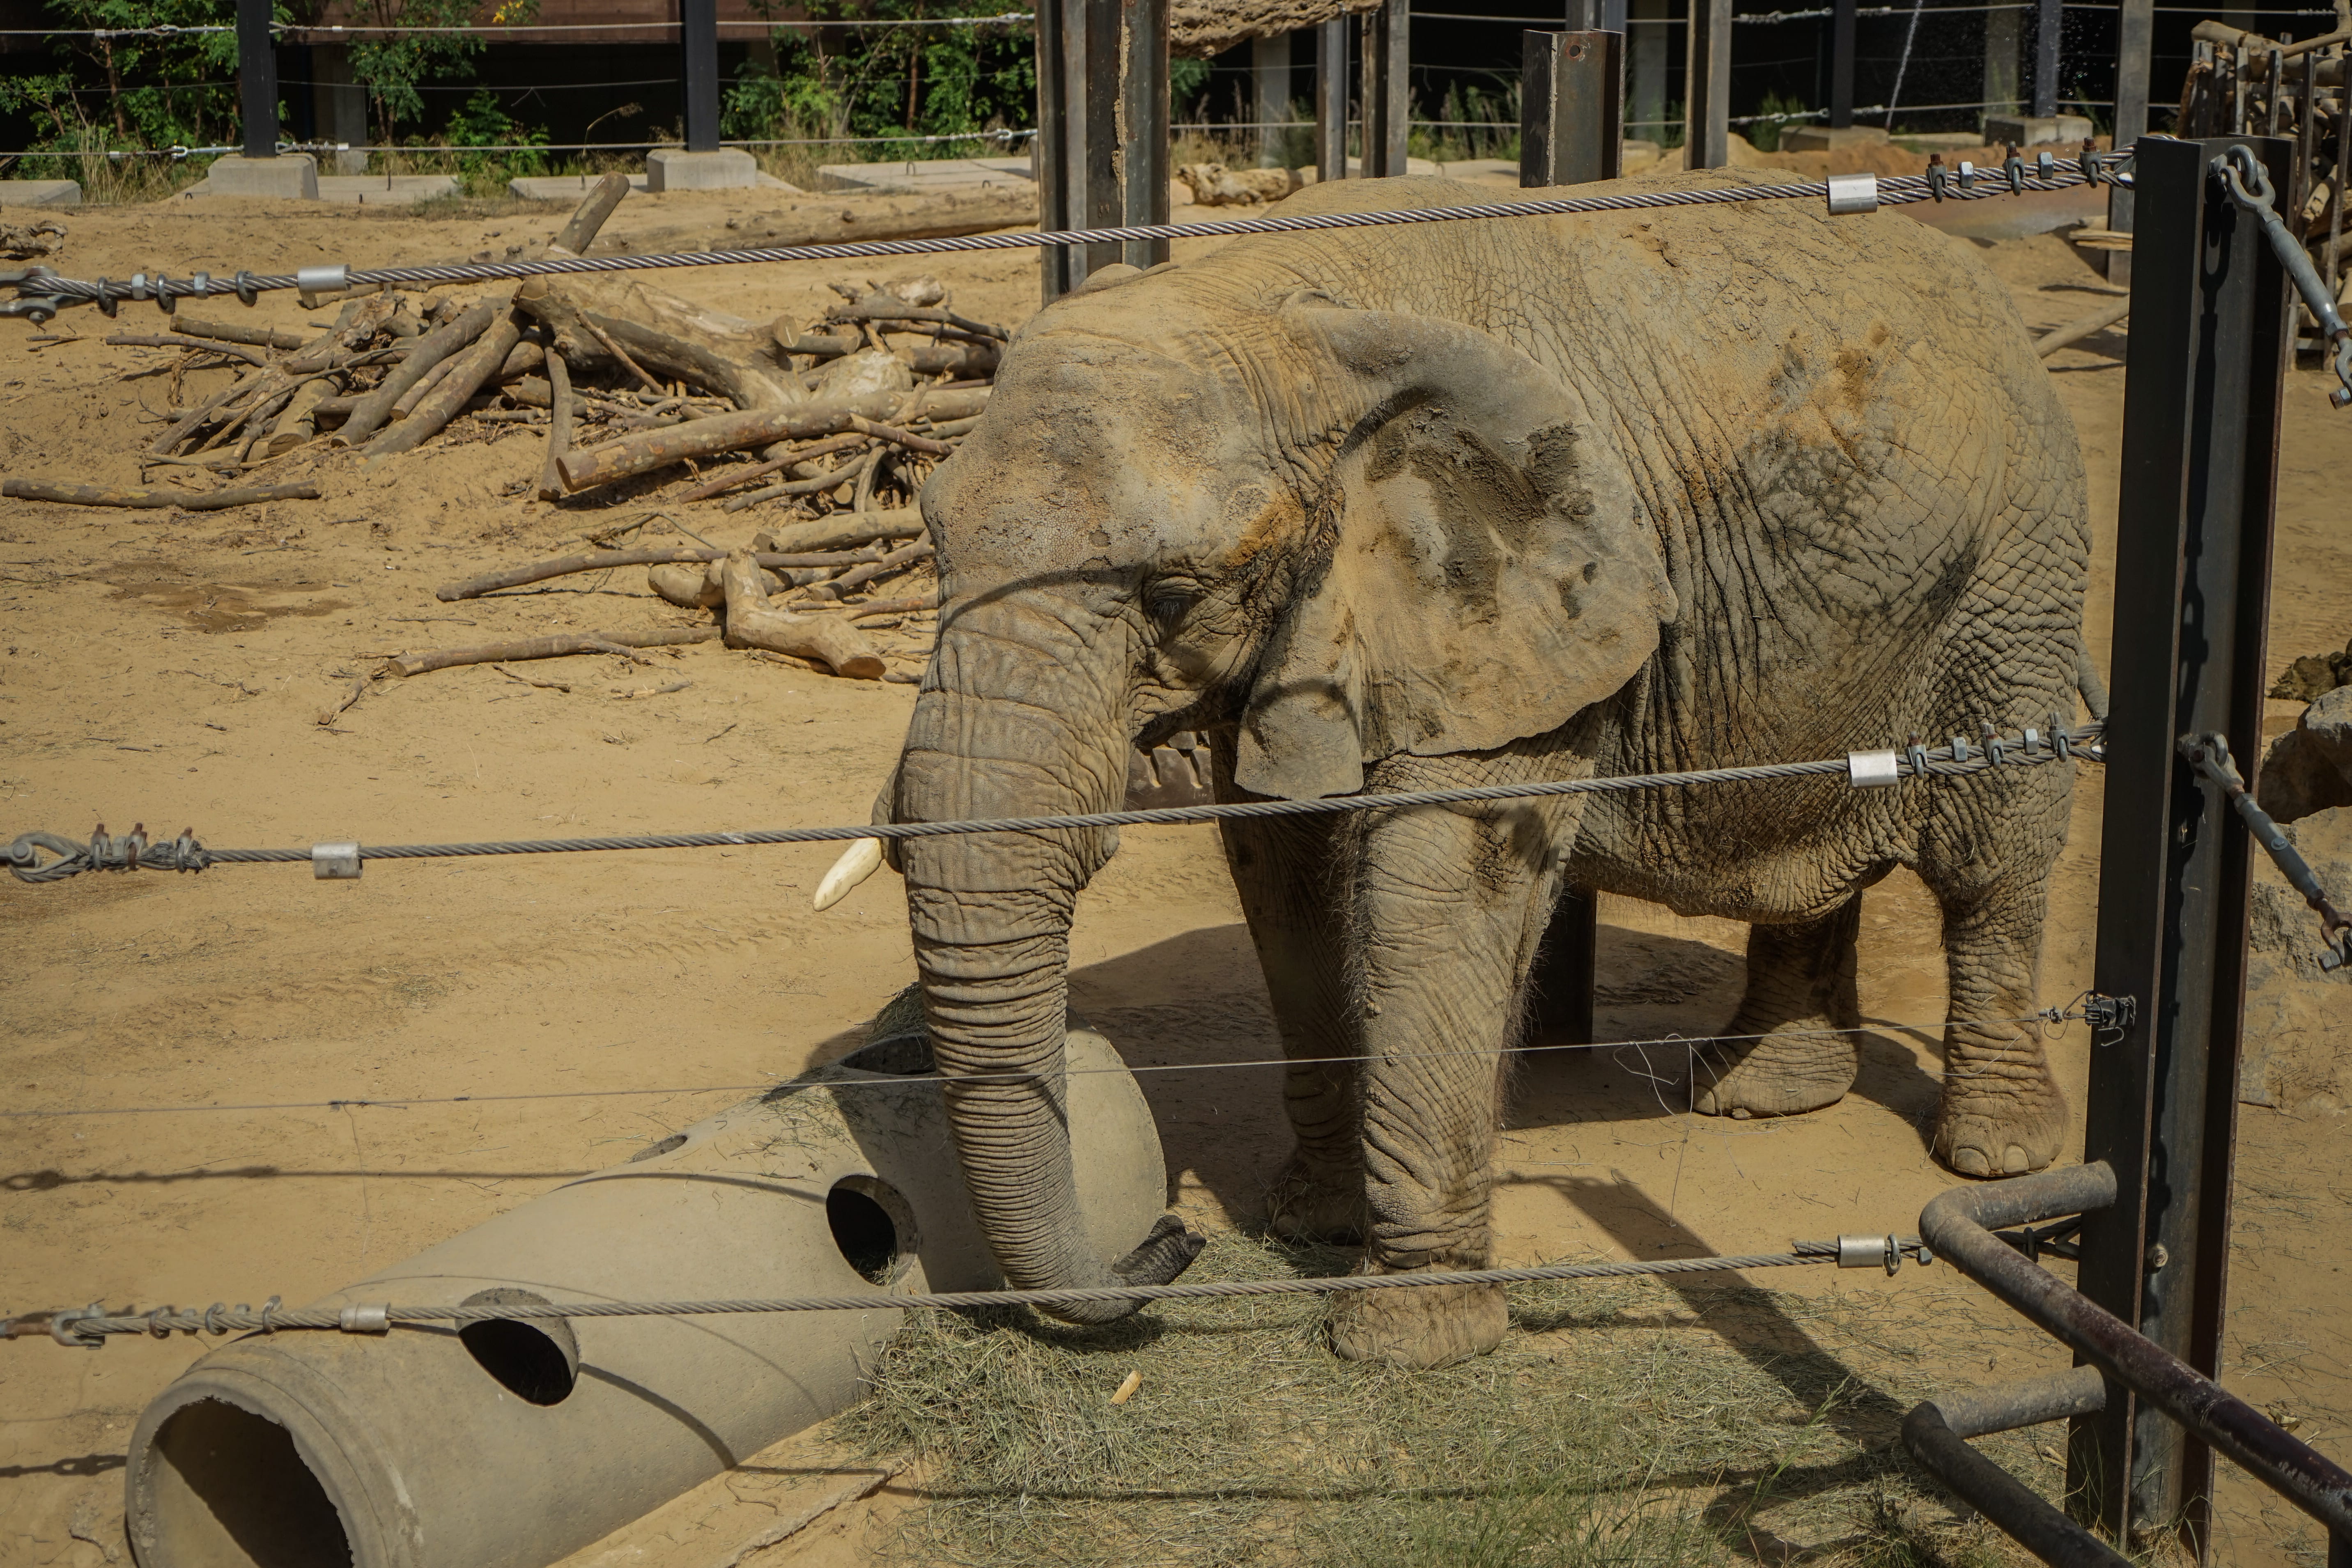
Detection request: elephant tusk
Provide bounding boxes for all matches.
[813,836,887,911]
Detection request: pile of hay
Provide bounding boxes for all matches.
[836,1234,2049,1566]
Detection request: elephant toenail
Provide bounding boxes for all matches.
[1730,1107,1752,1120]
[1952,1147,1990,1176]
[2003,1144,2029,1174]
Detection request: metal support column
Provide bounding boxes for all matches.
[2032,0,2061,118]
[2075,133,2295,1559]
[1830,0,1856,129]
[1360,0,1410,177]
[237,0,278,158]
[1118,0,1171,269]
[1521,30,1624,187]
[1252,32,1292,167]
[681,0,720,154]
[1685,0,1732,169]
[1314,14,1350,183]
[1629,0,1668,141]
[2105,0,2154,284]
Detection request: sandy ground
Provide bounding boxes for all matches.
[1,184,2347,1568]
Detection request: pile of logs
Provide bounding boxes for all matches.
[43,174,1020,683]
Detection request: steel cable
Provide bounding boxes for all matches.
[7,155,2131,312]
[4,725,2102,883]
[21,1244,1926,1345]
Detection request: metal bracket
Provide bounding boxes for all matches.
[2179,731,2352,970]
[2082,992,2137,1036]
[50,1304,106,1348]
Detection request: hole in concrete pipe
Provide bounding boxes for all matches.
[458,1287,579,1405]
[827,1175,914,1284]
[146,1398,352,1568]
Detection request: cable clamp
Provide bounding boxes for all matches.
[1926,153,1948,201]
[2035,150,2056,182]
[2082,992,2136,1042]
[1956,159,1977,192]
[1948,733,1971,764]
[1835,1234,1904,1274]
[338,1303,392,1334]
[1826,173,1879,215]
[2050,712,2072,761]
[51,1304,107,1348]
[2003,143,2026,195]
[312,842,362,879]
[1847,748,1902,788]
[296,264,349,295]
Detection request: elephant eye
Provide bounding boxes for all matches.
[1144,583,1199,632]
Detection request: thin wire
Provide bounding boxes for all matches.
[0,13,1036,34]
[0,1010,2081,1120]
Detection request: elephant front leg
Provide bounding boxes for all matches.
[1220,810,1365,1244]
[1691,898,1865,1120]
[1327,783,1569,1370]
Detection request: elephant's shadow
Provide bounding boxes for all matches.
[1061,919,1948,1229]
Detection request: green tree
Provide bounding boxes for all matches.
[0,0,250,152]
[347,0,538,145]
[724,0,1034,154]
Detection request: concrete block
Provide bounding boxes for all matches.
[1893,131,1989,154]
[815,156,1034,195]
[331,146,372,176]
[645,147,760,191]
[1780,124,1888,154]
[511,172,651,201]
[317,174,460,206]
[1982,112,2093,149]
[195,153,320,199]
[0,179,80,205]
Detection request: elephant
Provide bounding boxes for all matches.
[878,170,2093,1370]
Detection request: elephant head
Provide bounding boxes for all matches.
[889,274,1675,1320]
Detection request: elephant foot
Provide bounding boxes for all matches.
[1329,1281,1506,1369]
[1689,1023,1858,1120]
[1263,1150,1364,1245]
[1933,1058,2069,1178]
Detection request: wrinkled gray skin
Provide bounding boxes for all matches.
[884,171,2091,1370]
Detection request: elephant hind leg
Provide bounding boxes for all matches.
[1691,898,1865,1120]
[1927,873,2068,1178]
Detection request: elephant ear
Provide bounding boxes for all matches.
[1232,304,1677,800]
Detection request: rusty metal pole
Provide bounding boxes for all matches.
[1521,29,1625,186]
[1315,14,1350,182]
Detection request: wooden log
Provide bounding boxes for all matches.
[719,551,885,680]
[516,285,797,411]
[672,433,869,504]
[558,390,988,491]
[2,478,320,510]
[849,415,953,456]
[805,539,933,601]
[146,379,246,457]
[847,591,939,618]
[388,351,463,422]
[166,318,308,351]
[434,543,879,601]
[333,301,501,448]
[105,333,271,365]
[902,341,1000,378]
[496,340,547,382]
[2035,297,2132,358]
[363,310,525,459]
[625,185,1038,258]
[385,625,719,679]
[754,507,927,554]
[550,172,632,256]
[823,302,1008,341]
[721,461,877,513]
[1169,0,1379,59]
[266,376,338,456]
[774,328,861,359]
[535,348,574,503]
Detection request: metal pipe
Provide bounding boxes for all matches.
[122,1018,1172,1568]
[1903,1368,2124,1568]
[1920,1166,2352,1546]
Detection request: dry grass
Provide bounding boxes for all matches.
[835,1234,2057,1567]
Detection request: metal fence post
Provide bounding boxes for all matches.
[681,0,720,154]
[238,0,278,158]
[1830,0,1856,130]
[1521,30,1624,187]
[1315,14,1350,182]
[1360,0,1410,177]
[2074,133,2295,1558]
[2032,0,2061,118]
[1684,0,1732,169]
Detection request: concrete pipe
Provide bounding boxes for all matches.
[122,1003,1169,1568]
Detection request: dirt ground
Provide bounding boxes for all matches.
[1,183,2347,1568]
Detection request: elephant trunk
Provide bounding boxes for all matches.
[896,609,1197,1321]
